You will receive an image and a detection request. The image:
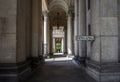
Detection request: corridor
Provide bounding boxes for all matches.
[26,58,97,82]
[0,0,120,82]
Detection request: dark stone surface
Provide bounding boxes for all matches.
[30,56,45,70]
[86,59,120,82]
[73,56,86,65]
[0,61,32,82]
[0,61,31,74]
[117,0,120,63]
[25,60,97,82]
[86,59,120,73]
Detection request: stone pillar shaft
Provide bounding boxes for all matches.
[86,0,120,82]
[32,0,41,57]
[78,0,86,61]
[0,0,33,81]
[43,13,48,56]
[50,28,53,54]
[86,0,91,59]
[31,0,43,69]
[47,19,50,54]
[64,27,67,54]
[61,38,64,53]
[74,0,79,57]
[67,13,72,55]
[53,38,55,53]
[38,0,42,57]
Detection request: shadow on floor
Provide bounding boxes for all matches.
[25,59,97,82]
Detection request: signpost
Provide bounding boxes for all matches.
[76,35,95,41]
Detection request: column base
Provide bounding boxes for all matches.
[86,60,120,82]
[48,53,54,58]
[31,56,45,70]
[73,55,79,60]
[43,54,48,58]
[43,53,51,58]
[73,56,86,64]
[64,52,68,55]
[73,56,86,68]
[0,61,31,82]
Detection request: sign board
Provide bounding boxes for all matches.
[76,35,95,41]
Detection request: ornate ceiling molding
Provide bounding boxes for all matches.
[42,0,49,12]
[49,0,68,13]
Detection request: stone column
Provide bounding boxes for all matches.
[53,38,55,53]
[43,12,48,57]
[0,0,32,81]
[74,0,79,59]
[67,13,72,55]
[118,0,120,62]
[61,38,64,53]
[86,0,91,59]
[49,27,53,56]
[17,0,32,80]
[86,0,120,82]
[78,0,86,62]
[0,0,17,71]
[38,0,43,60]
[42,17,44,55]
[32,0,42,66]
[64,26,67,54]
[47,17,50,55]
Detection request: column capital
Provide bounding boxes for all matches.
[67,10,74,19]
[67,11,72,17]
[43,11,48,18]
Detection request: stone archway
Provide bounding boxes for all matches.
[49,0,68,13]
[45,0,69,56]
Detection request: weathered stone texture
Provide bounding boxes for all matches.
[91,37,100,62]
[100,0,117,17]
[87,0,120,81]
[0,0,17,63]
[0,0,16,16]
[90,0,118,63]
[101,37,118,62]
[17,0,32,62]
[0,34,16,63]
[100,17,118,35]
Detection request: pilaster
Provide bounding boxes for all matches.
[67,12,73,55]
[74,0,79,59]
[78,0,86,62]
[31,0,43,69]
[86,0,120,81]
[43,12,49,57]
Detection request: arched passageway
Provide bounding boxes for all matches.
[48,3,68,56]
[25,60,97,82]
[0,0,120,82]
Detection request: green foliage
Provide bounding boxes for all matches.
[56,42,61,52]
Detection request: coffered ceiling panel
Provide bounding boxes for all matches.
[45,0,74,27]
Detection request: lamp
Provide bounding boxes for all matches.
[56,12,60,29]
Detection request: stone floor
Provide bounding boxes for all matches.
[25,58,97,82]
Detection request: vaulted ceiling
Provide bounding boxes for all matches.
[43,0,74,28]
[46,0,74,6]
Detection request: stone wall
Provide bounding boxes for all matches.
[90,0,118,63]
[0,0,32,63]
[86,0,120,82]
[0,0,32,82]
[0,0,17,63]
[17,0,32,62]
[118,0,120,63]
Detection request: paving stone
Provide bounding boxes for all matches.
[25,60,97,82]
